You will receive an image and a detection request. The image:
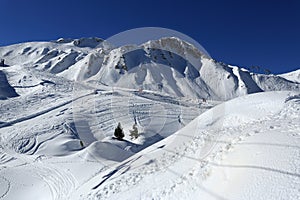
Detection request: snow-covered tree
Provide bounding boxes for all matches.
[129,123,139,139]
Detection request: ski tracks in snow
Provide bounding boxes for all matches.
[0,142,77,200]
[32,162,77,200]
[0,157,77,200]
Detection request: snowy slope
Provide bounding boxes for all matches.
[0,60,213,199]
[0,37,103,76]
[75,91,300,200]
[279,69,300,83]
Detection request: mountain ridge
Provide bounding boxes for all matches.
[0,37,299,100]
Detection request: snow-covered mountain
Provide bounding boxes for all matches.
[279,69,300,83]
[0,37,299,200]
[0,37,299,101]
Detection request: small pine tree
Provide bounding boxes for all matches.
[129,124,139,140]
[114,122,124,140]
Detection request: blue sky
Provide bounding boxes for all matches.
[1,0,299,74]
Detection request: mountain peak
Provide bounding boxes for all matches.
[142,36,210,59]
[54,37,104,48]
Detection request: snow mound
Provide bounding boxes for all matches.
[77,140,134,162]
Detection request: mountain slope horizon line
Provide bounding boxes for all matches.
[0,36,299,100]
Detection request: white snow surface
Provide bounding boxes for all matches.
[0,37,299,200]
[279,69,300,83]
[70,91,300,200]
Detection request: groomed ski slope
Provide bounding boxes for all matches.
[74,91,300,200]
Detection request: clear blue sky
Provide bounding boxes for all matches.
[1,0,299,74]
